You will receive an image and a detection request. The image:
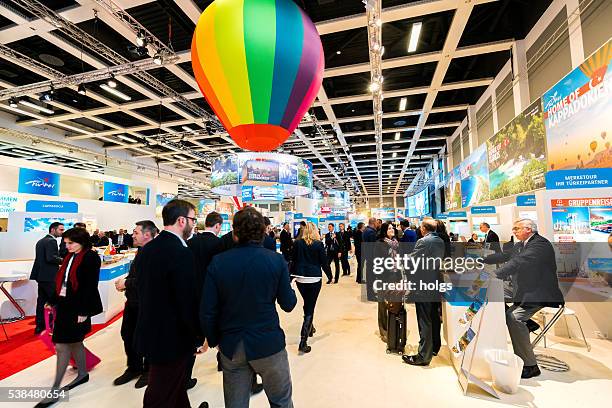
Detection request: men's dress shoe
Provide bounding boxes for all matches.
[186,378,197,390]
[251,381,264,395]
[134,372,149,389]
[521,365,541,379]
[402,355,430,366]
[526,319,540,333]
[34,398,59,407]
[198,403,209,408]
[432,351,438,357]
[113,370,141,386]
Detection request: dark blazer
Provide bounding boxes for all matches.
[406,232,446,292]
[188,231,223,298]
[263,235,276,252]
[113,233,132,248]
[353,229,363,255]
[400,229,417,243]
[484,229,501,253]
[124,248,141,306]
[362,226,377,243]
[51,250,103,317]
[135,231,200,364]
[97,236,110,247]
[336,230,352,253]
[290,239,332,279]
[202,243,297,361]
[220,230,236,252]
[31,235,63,282]
[279,229,293,254]
[324,232,340,255]
[492,233,563,306]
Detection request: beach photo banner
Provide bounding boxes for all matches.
[486,99,547,200]
[460,144,490,207]
[445,166,462,211]
[543,38,612,190]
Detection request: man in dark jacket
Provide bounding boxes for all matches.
[353,222,364,283]
[279,222,293,261]
[399,220,417,242]
[113,220,158,388]
[202,207,297,407]
[491,219,563,379]
[135,200,206,408]
[324,223,341,283]
[337,223,352,276]
[263,217,276,252]
[30,222,64,334]
[480,222,501,253]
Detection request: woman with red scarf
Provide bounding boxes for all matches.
[36,227,102,408]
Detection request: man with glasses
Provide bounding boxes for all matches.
[134,199,208,408]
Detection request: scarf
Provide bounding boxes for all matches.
[55,250,87,296]
[384,237,399,258]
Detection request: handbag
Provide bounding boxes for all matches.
[39,307,102,371]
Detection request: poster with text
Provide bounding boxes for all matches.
[487,99,547,199]
[445,167,462,211]
[543,38,612,189]
[460,145,490,207]
[551,197,612,242]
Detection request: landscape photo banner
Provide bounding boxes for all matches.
[445,166,462,211]
[543,38,612,189]
[486,99,547,200]
[460,144,490,207]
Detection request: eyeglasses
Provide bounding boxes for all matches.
[182,216,197,223]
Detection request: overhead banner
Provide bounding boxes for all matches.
[445,167,462,211]
[103,181,129,203]
[544,38,612,189]
[470,206,496,214]
[487,99,547,200]
[18,168,60,196]
[460,145,490,207]
[26,200,78,213]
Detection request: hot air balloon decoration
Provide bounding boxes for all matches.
[590,141,598,152]
[191,0,324,151]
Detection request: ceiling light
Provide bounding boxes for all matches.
[336,50,341,55]
[173,154,189,161]
[392,152,398,158]
[8,97,18,108]
[373,42,380,51]
[376,18,382,27]
[20,100,54,114]
[408,22,422,53]
[107,74,117,88]
[182,125,194,133]
[380,46,385,56]
[391,165,395,170]
[118,134,137,143]
[399,97,407,111]
[395,132,400,140]
[11,149,36,156]
[100,84,131,101]
[77,84,86,95]
[136,31,146,47]
[39,88,53,102]
[369,81,381,93]
[153,52,163,65]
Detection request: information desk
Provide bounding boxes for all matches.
[442,271,507,396]
[0,256,132,325]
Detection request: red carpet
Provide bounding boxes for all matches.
[0,313,123,381]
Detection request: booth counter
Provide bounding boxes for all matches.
[0,256,131,325]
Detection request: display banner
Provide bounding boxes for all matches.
[18,168,60,196]
[448,211,467,217]
[26,200,78,213]
[486,99,547,200]
[371,208,395,220]
[407,188,429,217]
[543,38,612,189]
[242,159,279,184]
[437,214,448,219]
[103,182,129,203]
[445,167,462,211]
[197,199,216,216]
[516,195,536,206]
[24,217,77,233]
[298,160,313,189]
[0,191,19,217]
[460,145,490,207]
[470,206,496,214]
[551,197,612,242]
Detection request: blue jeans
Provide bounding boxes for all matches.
[220,341,293,408]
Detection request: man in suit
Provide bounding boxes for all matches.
[30,222,64,334]
[399,220,417,242]
[402,219,446,366]
[202,207,297,408]
[113,220,158,388]
[263,217,276,252]
[480,222,501,253]
[324,223,341,283]
[96,231,110,247]
[490,219,563,379]
[362,218,378,243]
[353,222,364,284]
[135,200,207,408]
[279,222,293,262]
[337,223,351,276]
[113,228,133,250]
[186,211,224,388]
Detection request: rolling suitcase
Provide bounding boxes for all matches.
[386,303,406,354]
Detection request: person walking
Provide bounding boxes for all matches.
[324,223,341,283]
[353,222,364,284]
[35,228,102,408]
[290,222,333,353]
[375,223,399,343]
[337,223,351,276]
[30,222,64,334]
[202,207,297,408]
[280,222,293,262]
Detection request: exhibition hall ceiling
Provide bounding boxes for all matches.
[0,0,552,198]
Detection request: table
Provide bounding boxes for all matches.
[0,273,28,340]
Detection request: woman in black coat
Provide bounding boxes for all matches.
[290,222,333,354]
[36,228,102,407]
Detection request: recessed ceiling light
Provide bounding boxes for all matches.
[100,84,131,101]
[182,126,194,132]
[392,152,398,158]
[394,132,400,140]
[11,149,36,156]
[20,100,54,114]
[118,134,137,143]
[408,22,422,53]
[336,50,341,55]
[399,97,407,111]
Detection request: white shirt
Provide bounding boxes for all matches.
[166,230,188,247]
[118,234,124,245]
[294,276,322,283]
[60,254,75,297]
[522,233,535,247]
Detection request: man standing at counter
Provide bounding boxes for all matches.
[31,222,65,334]
[480,222,501,253]
[113,220,158,389]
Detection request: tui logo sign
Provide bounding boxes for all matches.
[18,168,60,196]
[103,181,129,202]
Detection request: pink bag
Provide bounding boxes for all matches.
[40,308,101,371]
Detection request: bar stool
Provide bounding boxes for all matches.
[538,306,591,352]
[531,306,569,372]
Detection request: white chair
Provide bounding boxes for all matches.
[538,307,591,352]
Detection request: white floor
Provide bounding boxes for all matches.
[2,270,612,408]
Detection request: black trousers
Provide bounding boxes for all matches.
[35,281,56,331]
[327,253,340,283]
[340,251,350,275]
[296,281,322,316]
[144,355,190,408]
[121,302,148,373]
[281,250,291,262]
[415,302,442,363]
[355,251,363,283]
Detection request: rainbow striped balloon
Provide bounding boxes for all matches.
[192,0,324,151]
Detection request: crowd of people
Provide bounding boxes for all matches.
[28,201,564,407]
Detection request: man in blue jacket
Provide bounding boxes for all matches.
[202,207,297,408]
